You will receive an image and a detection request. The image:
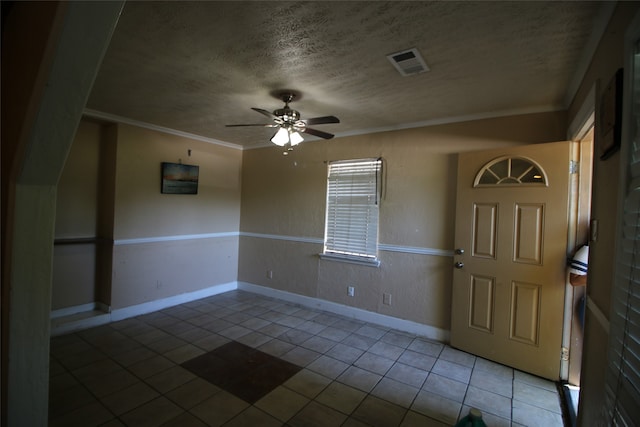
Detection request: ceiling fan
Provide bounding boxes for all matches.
[226,91,340,152]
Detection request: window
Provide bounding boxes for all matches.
[603,38,640,425]
[322,158,382,266]
[474,156,547,187]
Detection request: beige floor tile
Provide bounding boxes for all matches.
[101,381,159,415]
[460,405,511,427]
[84,368,141,398]
[284,369,332,398]
[514,370,558,392]
[120,396,184,427]
[439,346,477,368]
[381,331,415,349]
[406,339,443,357]
[192,333,230,351]
[145,365,197,393]
[354,352,395,375]
[161,412,208,427]
[282,346,321,367]
[368,341,405,360]
[325,343,364,364]
[473,357,514,379]
[422,373,468,403]
[164,343,206,364]
[165,377,220,409]
[111,345,157,367]
[128,354,175,379]
[301,335,338,353]
[235,330,272,348]
[49,401,114,427]
[221,406,282,427]
[341,334,377,351]
[463,385,512,420]
[371,377,420,408]
[255,386,310,422]
[386,362,428,388]
[469,367,513,398]
[512,400,564,427]
[307,355,350,379]
[431,359,472,384]
[411,390,462,425]
[258,338,297,357]
[513,380,562,413]
[288,401,348,427]
[355,325,388,340]
[49,371,79,394]
[400,410,449,427]
[337,366,382,392]
[49,383,99,419]
[315,381,367,415]
[341,418,371,427]
[352,395,407,427]
[397,349,437,372]
[189,390,249,426]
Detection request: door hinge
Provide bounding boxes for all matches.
[569,160,579,174]
[561,347,570,361]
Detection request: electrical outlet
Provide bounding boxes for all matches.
[383,293,392,305]
[348,286,355,297]
[267,270,273,279]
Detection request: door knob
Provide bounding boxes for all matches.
[454,261,464,269]
[455,248,465,255]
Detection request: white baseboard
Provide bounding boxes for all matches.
[237,282,450,343]
[50,282,238,335]
[110,281,238,321]
[51,311,111,336]
[50,281,450,344]
[51,302,108,319]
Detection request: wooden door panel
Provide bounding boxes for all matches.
[469,274,495,333]
[513,203,544,264]
[509,281,541,345]
[472,203,498,259]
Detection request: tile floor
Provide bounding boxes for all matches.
[49,290,566,426]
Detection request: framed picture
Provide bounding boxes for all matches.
[161,162,199,194]
[599,68,623,160]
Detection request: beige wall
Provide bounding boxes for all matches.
[567,3,640,425]
[52,120,102,309]
[52,121,243,311]
[110,124,242,309]
[239,111,566,330]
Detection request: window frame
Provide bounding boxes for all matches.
[320,158,382,267]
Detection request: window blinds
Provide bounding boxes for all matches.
[603,41,640,425]
[323,158,382,263]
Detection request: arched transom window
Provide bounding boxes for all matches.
[474,156,548,187]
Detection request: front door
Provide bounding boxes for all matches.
[451,141,570,380]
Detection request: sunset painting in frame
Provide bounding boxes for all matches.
[161,162,199,194]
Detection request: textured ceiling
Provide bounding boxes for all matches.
[87,1,606,148]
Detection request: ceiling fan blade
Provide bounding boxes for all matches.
[301,127,334,139]
[302,115,340,125]
[225,124,278,127]
[251,107,278,120]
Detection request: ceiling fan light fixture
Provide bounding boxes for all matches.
[271,127,289,146]
[289,131,304,146]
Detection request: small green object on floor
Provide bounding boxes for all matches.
[455,408,487,427]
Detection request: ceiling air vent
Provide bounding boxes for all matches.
[387,48,430,76]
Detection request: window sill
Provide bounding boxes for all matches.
[318,253,381,267]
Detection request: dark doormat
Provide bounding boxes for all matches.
[181,341,302,403]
